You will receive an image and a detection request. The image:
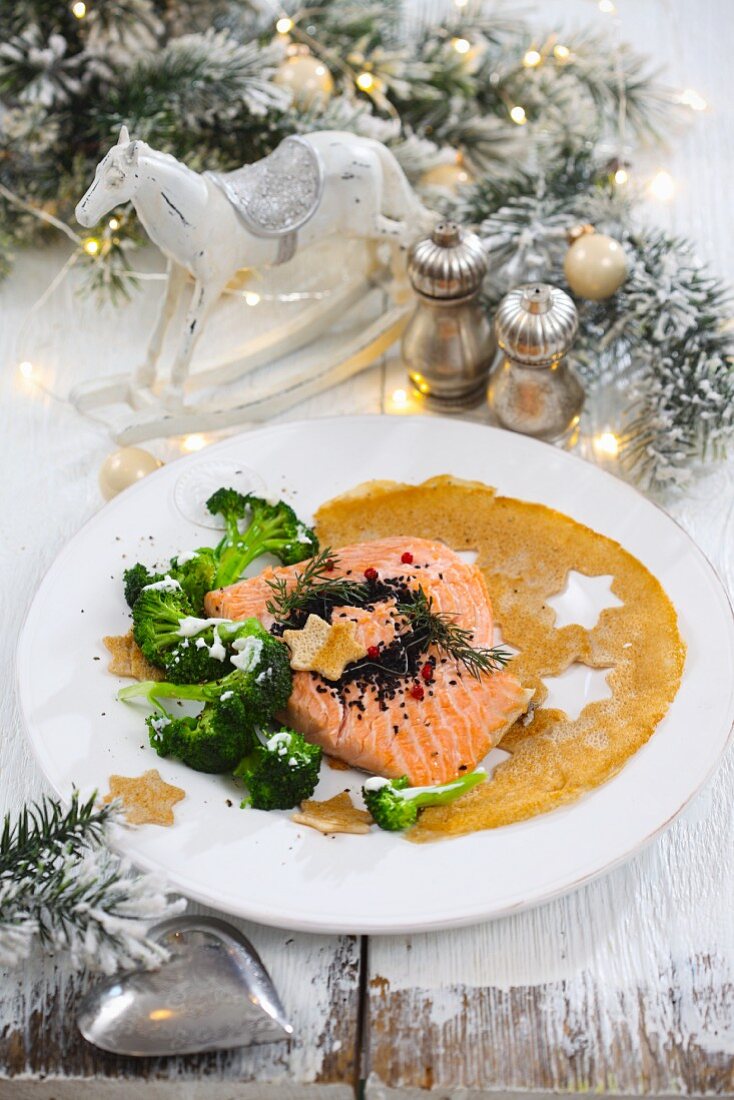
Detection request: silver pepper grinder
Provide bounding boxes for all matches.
[401,221,496,410]
[488,283,583,441]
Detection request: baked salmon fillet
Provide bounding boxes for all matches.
[205,537,532,785]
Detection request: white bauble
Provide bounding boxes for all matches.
[274,55,334,108]
[564,233,627,301]
[99,446,162,500]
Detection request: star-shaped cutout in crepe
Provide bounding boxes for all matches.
[283,613,367,681]
[103,768,185,826]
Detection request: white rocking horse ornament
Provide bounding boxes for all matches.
[74,126,435,435]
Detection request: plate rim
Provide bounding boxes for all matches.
[15,414,734,933]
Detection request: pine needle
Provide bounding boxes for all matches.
[0,791,184,973]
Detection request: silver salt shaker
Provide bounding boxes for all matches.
[488,283,583,442]
[401,221,496,410]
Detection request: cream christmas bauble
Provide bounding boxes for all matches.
[563,232,627,301]
[99,446,162,500]
[420,161,474,194]
[274,55,334,108]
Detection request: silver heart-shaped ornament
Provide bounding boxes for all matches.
[78,916,293,1056]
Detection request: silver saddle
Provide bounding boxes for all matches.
[206,136,324,265]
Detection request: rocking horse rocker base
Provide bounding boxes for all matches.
[70,286,410,444]
[74,127,435,442]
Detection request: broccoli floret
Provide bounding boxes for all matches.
[161,615,292,690]
[163,636,229,684]
[225,621,293,719]
[164,617,292,703]
[131,584,293,687]
[119,627,292,722]
[131,579,193,665]
[120,630,295,782]
[147,693,253,773]
[206,488,248,543]
[170,548,218,616]
[233,728,322,810]
[362,770,487,831]
[207,490,319,589]
[242,495,319,568]
[123,563,165,609]
[124,488,315,614]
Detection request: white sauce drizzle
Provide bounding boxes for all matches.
[143,576,181,592]
[364,776,390,792]
[267,731,292,752]
[209,630,226,662]
[363,768,485,798]
[177,615,233,637]
[230,635,263,672]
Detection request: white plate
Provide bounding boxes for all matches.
[17,416,734,933]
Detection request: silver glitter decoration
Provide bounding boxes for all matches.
[207,137,323,240]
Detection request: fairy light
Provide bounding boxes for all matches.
[276,16,293,34]
[108,216,120,230]
[18,360,34,379]
[523,49,542,68]
[356,72,375,91]
[71,0,87,17]
[649,170,675,201]
[678,88,707,111]
[182,434,207,453]
[594,431,620,457]
[510,105,527,125]
[391,388,408,407]
[244,291,261,306]
[451,38,471,55]
[82,237,100,256]
[149,1009,173,1021]
[614,167,629,186]
[554,44,570,61]
[598,0,616,12]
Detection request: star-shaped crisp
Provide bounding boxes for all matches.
[103,768,185,826]
[292,791,373,835]
[103,631,164,681]
[283,613,367,681]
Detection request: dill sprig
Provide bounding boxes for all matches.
[398,588,510,679]
[266,552,509,678]
[265,547,369,622]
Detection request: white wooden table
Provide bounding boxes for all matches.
[1,1,733,1095]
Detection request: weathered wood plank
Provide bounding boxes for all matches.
[0,918,361,1099]
[365,826,734,1096]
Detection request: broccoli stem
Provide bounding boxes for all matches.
[119,679,214,705]
[118,679,216,715]
[401,770,486,807]
[214,515,292,588]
